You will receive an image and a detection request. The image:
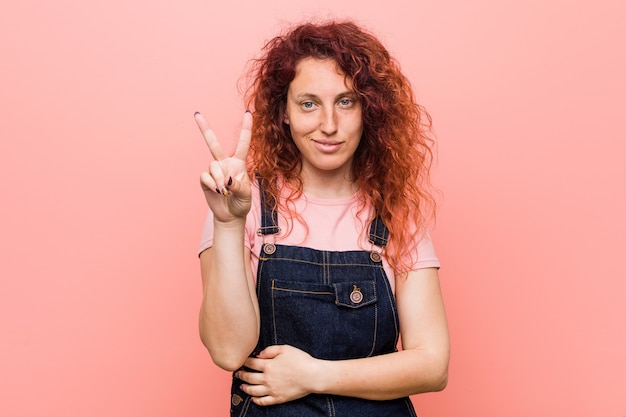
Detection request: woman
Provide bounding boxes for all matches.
[195,20,449,416]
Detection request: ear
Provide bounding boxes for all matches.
[283,111,290,125]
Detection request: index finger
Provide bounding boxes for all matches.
[243,356,265,372]
[233,110,252,161]
[194,111,226,161]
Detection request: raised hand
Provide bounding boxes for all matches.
[195,111,253,222]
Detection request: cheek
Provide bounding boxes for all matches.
[345,111,363,133]
[350,120,364,138]
[288,116,317,137]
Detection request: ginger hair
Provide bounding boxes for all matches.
[244,20,436,272]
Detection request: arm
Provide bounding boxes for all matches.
[318,267,449,398]
[199,234,259,371]
[238,267,449,404]
[195,111,260,371]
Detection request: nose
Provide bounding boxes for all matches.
[319,107,338,135]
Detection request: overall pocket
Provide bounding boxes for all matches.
[270,279,379,359]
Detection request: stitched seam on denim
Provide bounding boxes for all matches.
[236,395,251,417]
[370,219,388,239]
[327,251,331,286]
[370,215,379,244]
[271,279,278,345]
[256,258,264,294]
[368,284,378,357]
[369,216,389,246]
[379,266,400,344]
[272,288,333,295]
[327,396,335,417]
[323,251,329,285]
[258,176,279,236]
[403,397,418,417]
[262,258,382,267]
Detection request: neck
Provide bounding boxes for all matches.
[300,169,358,199]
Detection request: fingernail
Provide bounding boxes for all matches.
[194,111,200,117]
[215,187,220,194]
[228,177,233,186]
[245,109,251,114]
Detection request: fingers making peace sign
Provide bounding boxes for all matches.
[195,110,253,222]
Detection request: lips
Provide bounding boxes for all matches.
[312,139,343,152]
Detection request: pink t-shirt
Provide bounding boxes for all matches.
[199,182,440,292]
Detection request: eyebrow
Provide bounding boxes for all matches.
[293,91,358,101]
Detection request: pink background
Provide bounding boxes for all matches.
[1,0,625,416]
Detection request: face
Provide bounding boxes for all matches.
[284,57,363,180]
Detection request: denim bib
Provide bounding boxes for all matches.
[230,181,417,417]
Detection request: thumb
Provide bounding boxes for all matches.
[225,171,250,196]
[257,345,284,359]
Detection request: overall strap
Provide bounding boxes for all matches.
[257,176,280,236]
[368,215,389,248]
[258,174,388,245]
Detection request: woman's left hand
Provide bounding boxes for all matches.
[237,345,322,406]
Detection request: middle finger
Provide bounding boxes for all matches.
[237,369,264,385]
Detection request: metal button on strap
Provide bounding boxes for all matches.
[350,285,363,304]
[231,394,243,406]
[370,251,382,262]
[263,243,276,255]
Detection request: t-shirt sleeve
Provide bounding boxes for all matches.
[198,210,215,255]
[413,229,441,269]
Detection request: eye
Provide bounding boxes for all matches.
[301,101,315,110]
[338,98,354,107]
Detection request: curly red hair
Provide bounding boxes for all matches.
[244,20,436,272]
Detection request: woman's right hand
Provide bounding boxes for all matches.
[194,111,253,223]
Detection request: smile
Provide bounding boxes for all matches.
[312,139,343,152]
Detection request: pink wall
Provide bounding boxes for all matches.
[1,0,624,416]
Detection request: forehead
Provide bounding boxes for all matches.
[290,57,354,92]
[294,56,343,72]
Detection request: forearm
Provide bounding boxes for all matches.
[314,347,449,400]
[239,268,450,406]
[199,218,259,371]
[313,269,450,400]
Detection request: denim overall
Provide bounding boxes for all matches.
[230,182,417,417]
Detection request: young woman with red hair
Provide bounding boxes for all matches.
[195,20,449,416]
